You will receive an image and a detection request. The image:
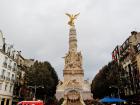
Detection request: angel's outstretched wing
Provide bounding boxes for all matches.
[65,13,71,18]
[74,13,80,18]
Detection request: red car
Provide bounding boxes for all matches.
[17,100,44,105]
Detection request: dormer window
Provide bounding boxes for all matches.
[12,50,15,59]
[8,60,12,70]
[7,47,10,56]
[3,56,8,68]
[126,39,129,44]
[137,43,140,52]
[12,63,17,72]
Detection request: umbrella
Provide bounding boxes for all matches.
[100,97,126,103]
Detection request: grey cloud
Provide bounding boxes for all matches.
[0,0,140,80]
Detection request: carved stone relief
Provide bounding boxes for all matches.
[64,52,82,70]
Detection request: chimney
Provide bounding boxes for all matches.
[131,31,137,35]
[18,51,21,55]
[2,38,6,52]
[3,38,5,44]
[0,31,4,49]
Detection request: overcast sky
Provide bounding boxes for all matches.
[0,0,140,80]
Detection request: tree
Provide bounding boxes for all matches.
[25,61,58,103]
[58,98,64,105]
[91,65,110,99]
[91,61,123,99]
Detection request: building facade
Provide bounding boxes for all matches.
[13,51,34,103]
[112,31,140,102]
[0,31,18,105]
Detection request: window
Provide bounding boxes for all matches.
[4,56,8,62]
[0,83,2,90]
[9,60,12,65]
[9,84,12,92]
[7,47,10,56]
[7,72,10,77]
[137,43,140,51]
[11,74,15,82]
[123,43,125,49]
[5,84,7,91]
[13,63,17,71]
[0,70,5,79]
[14,63,17,67]
[3,57,8,68]
[12,74,14,79]
[7,72,10,81]
[20,60,22,65]
[1,69,5,76]
[126,39,129,44]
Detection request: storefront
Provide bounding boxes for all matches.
[0,95,12,105]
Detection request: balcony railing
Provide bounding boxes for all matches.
[5,77,10,82]
[0,75,5,81]
[3,62,7,68]
[120,44,130,55]
[11,78,15,83]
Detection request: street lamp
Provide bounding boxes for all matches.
[109,85,120,98]
[28,85,44,100]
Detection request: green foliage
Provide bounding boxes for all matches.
[58,98,64,105]
[91,61,123,99]
[46,96,58,105]
[25,61,58,100]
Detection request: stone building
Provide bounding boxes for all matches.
[56,22,92,104]
[136,42,140,76]
[0,30,34,105]
[13,51,34,103]
[0,31,18,105]
[112,31,140,102]
[15,52,34,87]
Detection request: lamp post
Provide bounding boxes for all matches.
[28,85,44,100]
[34,85,37,100]
[109,85,120,98]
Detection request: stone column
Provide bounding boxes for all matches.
[0,96,1,105]
[9,98,12,105]
[4,98,7,105]
[69,27,77,53]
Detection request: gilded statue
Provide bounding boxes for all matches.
[65,13,80,27]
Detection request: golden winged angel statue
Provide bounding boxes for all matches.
[65,13,80,27]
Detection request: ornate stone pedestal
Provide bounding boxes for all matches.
[62,90,85,105]
[56,14,92,105]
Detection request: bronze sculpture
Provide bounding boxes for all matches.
[65,13,80,27]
